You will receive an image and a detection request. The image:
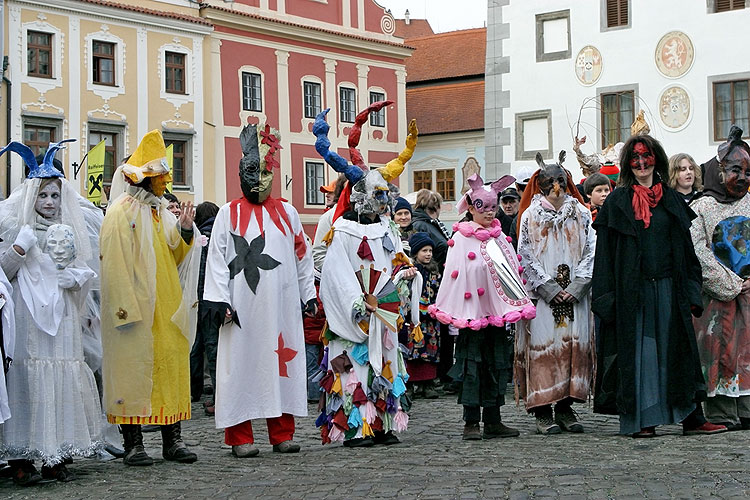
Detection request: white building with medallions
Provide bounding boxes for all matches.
[487,0,750,182]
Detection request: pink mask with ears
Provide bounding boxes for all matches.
[456,173,516,214]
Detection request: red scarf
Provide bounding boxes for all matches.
[631,183,663,229]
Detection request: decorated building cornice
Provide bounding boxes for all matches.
[199,3,413,60]
[17,0,214,34]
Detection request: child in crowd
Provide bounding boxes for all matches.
[400,232,442,399]
[583,173,611,221]
[430,174,535,440]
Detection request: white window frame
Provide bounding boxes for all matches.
[22,21,63,94]
[338,84,357,123]
[304,159,326,207]
[158,43,193,108]
[237,65,267,125]
[85,30,126,100]
[163,131,194,191]
[86,120,126,186]
[368,89,386,127]
[301,76,323,126]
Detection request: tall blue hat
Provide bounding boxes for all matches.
[0,138,75,178]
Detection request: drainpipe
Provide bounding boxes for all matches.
[2,56,10,199]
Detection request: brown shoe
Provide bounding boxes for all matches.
[555,407,584,433]
[483,422,520,439]
[462,423,482,440]
[535,415,561,435]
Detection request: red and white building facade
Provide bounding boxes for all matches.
[200,0,413,234]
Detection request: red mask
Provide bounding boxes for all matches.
[630,142,655,172]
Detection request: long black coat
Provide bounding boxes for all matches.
[591,185,707,416]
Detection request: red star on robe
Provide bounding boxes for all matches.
[275,332,297,378]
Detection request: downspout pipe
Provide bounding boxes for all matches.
[2,56,10,199]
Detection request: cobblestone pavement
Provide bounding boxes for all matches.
[2,388,750,499]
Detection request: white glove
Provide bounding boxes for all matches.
[57,269,77,289]
[13,225,37,253]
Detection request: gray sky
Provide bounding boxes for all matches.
[376,0,487,33]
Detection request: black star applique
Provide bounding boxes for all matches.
[228,233,281,294]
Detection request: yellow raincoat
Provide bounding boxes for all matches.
[100,186,199,425]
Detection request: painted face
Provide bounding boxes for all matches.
[167,201,181,217]
[44,224,76,269]
[468,204,496,228]
[676,158,695,191]
[416,245,433,265]
[35,180,62,219]
[150,173,171,198]
[589,183,611,207]
[630,142,656,183]
[722,148,750,200]
[501,197,519,217]
[393,208,412,228]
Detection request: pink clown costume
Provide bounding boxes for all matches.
[429,176,535,328]
[429,173,534,439]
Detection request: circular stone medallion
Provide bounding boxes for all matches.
[655,31,694,78]
[658,85,691,130]
[574,45,603,86]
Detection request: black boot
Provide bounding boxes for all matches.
[121,425,154,466]
[161,422,198,463]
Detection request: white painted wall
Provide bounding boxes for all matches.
[502,0,749,182]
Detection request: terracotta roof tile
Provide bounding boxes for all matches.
[406,28,486,83]
[76,0,212,26]
[201,3,413,49]
[393,19,435,39]
[407,81,484,135]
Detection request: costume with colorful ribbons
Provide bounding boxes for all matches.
[313,103,419,443]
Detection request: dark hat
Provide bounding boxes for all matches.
[409,232,434,257]
[718,125,750,162]
[499,187,520,201]
[394,196,412,214]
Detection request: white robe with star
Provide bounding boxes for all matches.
[203,201,315,429]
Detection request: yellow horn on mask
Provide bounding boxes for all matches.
[379,119,418,182]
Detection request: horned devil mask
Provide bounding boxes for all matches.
[239,122,283,204]
[313,101,418,216]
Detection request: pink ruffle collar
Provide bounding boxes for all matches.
[452,219,503,241]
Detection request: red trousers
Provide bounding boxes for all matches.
[224,414,295,446]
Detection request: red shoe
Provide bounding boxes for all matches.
[683,422,727,436]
